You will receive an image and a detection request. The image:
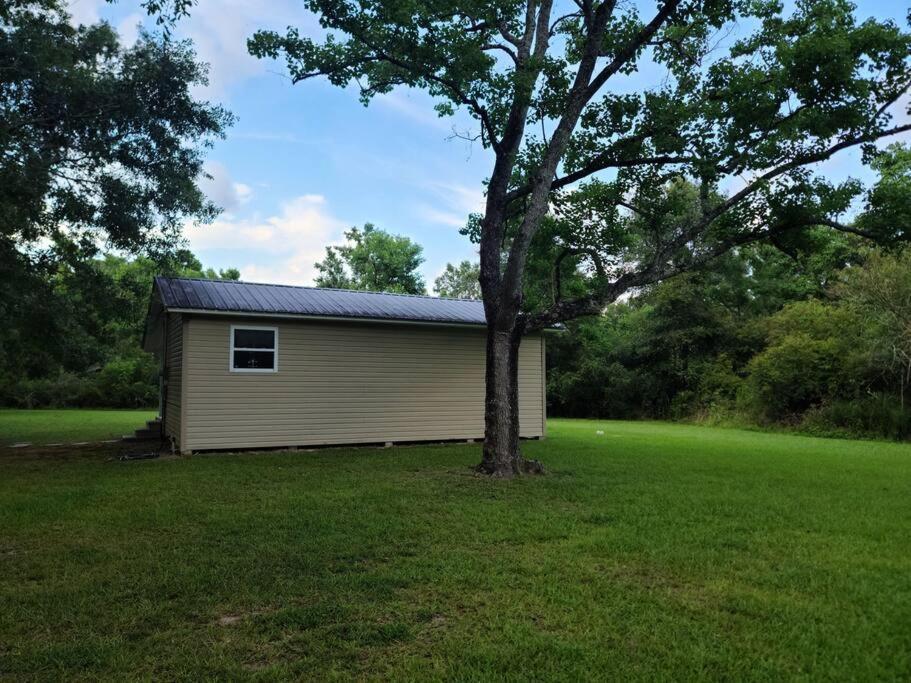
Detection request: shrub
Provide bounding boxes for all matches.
[802,396,911,441]
[740,334,843,421]
[4,373,93,408]
[96,355,158,408]
[0,354,157,409]
[739,301,870,422]
[671,354,743,419]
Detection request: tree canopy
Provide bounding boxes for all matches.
[434,260,482,299]
[1,0,232,260]
[251,0,910,325]
[314,223,426,294]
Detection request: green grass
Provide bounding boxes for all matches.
[0,408,156,446]
[1,419,910,680]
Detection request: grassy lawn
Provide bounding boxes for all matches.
[1,419,909,679]
[0,409,156,446]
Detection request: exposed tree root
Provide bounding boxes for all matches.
[474,456,546,478]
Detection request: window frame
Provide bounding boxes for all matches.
[229,324,279,374]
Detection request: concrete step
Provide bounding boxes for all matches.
[122,435,159,443]
[122,417,163,442]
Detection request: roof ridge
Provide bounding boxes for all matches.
[155,275,482,303]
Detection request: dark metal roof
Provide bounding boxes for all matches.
[154,276,487,326]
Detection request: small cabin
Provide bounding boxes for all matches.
[143,277,546,453]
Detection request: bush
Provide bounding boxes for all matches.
[3,373,86,408]
[96,355,158,408]
[670,354,743,419]
[802,396,911,441]
[740,334,844,421]
[738,301,870,422]
[0,354,157,409]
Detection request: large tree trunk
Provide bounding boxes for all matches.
[476,322,545,477]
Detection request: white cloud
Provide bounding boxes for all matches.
[186,194,347,286]
[415,206,470,228]
[199,161,252,213]
[416,180,485,228]
[173,0,317,98]
[233,182,253,204]
[375,90,452,131]
[67,0,316,97]
[429,181,486,213]
[66,0,103,26]
[115,12,143,45]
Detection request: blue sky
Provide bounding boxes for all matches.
[70,0,909,288]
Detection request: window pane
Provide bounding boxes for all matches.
[234,329,274,349]
[233,350,275,370]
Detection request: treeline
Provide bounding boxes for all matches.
[0,251,238,408]
[547,235,911,441]
[5,222,910,443]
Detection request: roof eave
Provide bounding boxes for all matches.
[161,305,563,332]
[163,306,490,330]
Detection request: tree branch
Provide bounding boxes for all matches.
[586,0,683,100]
[506,149,694,203]
[618,199,650,218]
[572,0,594,25]
[509,118,911,213]
[814,217,878,240]
[704,122,911,232]
[495,1,616,323]
[479,1,555,313]
[525,210,895,332]
[549,11,582,35]
[341,28,505,155]
[553,246,606,302]
[497,20,522,48]
[481,42,518,63]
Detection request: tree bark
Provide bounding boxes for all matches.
[476,320,545,477]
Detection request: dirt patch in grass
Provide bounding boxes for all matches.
[0,441,164,462]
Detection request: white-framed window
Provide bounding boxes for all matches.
[229,325,278,373]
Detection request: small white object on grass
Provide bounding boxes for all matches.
[596,430,604,435]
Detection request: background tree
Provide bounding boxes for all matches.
[544,239,911,438]
[0,0,233,408]
[0,248,238,408]
[313,248,352,289]
[314,223,426,294]
[739,300,869,423]
[204,267,241,280]
[251,0,911,476]
[840,250,911,410]
[434,261,482,299]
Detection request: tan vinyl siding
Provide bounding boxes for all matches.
[540,333,547,437]
[163,313,183,444]
[182,316,545,450]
